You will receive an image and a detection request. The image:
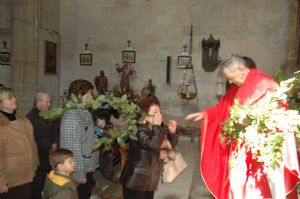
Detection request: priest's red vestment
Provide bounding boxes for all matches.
[200,69,300,198]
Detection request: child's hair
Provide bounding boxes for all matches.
[92,108,111,126]
[49,148,73,169]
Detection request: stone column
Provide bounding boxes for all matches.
[282,0,300,76]
[9,0,39,113]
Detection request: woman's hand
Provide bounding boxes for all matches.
[76,177,87,184]
[185,112,203,121]
[168,120,177,134]
[0,184,8,193]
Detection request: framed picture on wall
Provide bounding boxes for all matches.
[177,55,191,69]
[45,41,57,74]
[122,50,135,63]
[0,52,10,65]
[80,53,92,65]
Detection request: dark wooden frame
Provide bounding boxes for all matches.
[177,55,191,69]
[45,41,57,74]
[0,52,10,65]
[122,50,136,63]
[80,53,92,66]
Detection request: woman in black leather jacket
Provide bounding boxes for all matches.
[120,96,178,199]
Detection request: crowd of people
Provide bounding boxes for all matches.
[0,77,178,199]
[0,54,299,199]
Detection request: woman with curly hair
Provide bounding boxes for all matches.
[60,79,99,199]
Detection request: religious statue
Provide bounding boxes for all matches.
[146,78,156,96]
[140,87,151,100]
[202,34,220,72]
[94,70,108,94]
[139,78,156,102]
[116,61,134,93]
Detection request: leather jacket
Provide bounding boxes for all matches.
[120,123,177,191]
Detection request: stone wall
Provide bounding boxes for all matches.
[38,0,60,107]
[0,0,60,112]
[60,0,290,117]
[0,0,292,116]
[0,0,10,87]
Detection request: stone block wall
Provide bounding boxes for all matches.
[0,0,10,87]
[60,0,290,117]
[0,0,292,116]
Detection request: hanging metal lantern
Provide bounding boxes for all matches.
[178,61,197,100]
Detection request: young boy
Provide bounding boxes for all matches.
[43,148,78,199]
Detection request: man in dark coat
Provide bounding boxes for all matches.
[26,92,59,199]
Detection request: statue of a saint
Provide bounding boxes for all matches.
[94,70,108,94]
[140,87,151,100]
[146,78,156,96]
[116,62,134,93]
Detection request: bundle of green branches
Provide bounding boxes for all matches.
[39,94,141,151]
[221,72,300,172]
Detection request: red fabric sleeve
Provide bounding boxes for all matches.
[200,84,238,199]
[200,69,299,198]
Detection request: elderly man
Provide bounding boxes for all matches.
[186,54,299,198]
[26,92,58,199]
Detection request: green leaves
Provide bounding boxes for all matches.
[40,93,141,151]
[90,94,140,151]
[39,108,64,121]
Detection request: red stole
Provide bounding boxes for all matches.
[200,69,300,198]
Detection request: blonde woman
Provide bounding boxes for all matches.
[0,87,38,199]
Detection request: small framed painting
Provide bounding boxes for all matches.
[177,56,192,69]
[122,51,136,63]
[0,52,10,65]
[45,41,57,74]
[80,53,92,66]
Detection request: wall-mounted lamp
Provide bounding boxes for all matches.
[177,25,197,100]
[178,61,197,100]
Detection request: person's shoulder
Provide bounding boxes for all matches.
[63,180,77,189]
[61,110,83,126]
[16,113,33,126]
[137,123,148,130]
[25,108,40,122]
[249,69,277,86]
[63,108,82,116]
[256,71,278,89]
[25,109,33,117]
